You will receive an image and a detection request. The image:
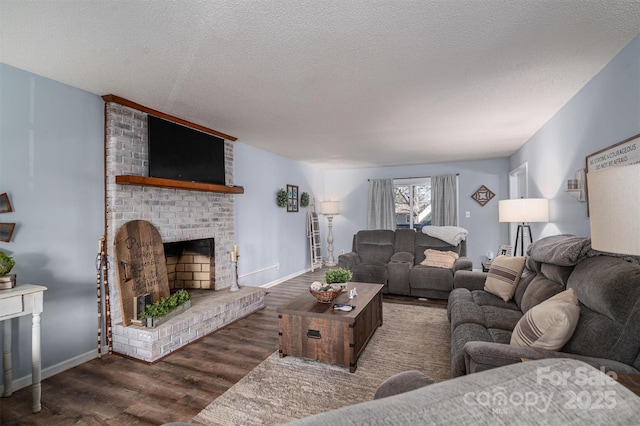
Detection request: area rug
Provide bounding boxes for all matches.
[194,303,451,425]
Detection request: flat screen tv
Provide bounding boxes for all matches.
[148,115,226,185]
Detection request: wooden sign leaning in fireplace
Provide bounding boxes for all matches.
[114,220,170,326]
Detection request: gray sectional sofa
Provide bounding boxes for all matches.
[338,229,471,299]
[448,235,640,378]
[284,358,640,425]
[166,359,640,425]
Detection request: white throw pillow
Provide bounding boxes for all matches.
[510,288,580,350]
[484,255,526,302]
[421,249,459,269]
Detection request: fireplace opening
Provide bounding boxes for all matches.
[164,238,215,290]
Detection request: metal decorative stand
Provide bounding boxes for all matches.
[230,245,240,292]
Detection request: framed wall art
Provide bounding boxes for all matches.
[0,223,16,242]
[497,245,513,257]
[0,193,12,213]
[286,184,299,212]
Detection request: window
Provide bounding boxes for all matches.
[393,178,431,231]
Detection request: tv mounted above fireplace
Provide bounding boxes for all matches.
[148,115,226,186]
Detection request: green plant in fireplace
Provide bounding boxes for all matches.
[140,289,191,319]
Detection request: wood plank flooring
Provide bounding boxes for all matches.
[1,269,445,426]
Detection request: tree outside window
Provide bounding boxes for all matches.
[394,179,431,231]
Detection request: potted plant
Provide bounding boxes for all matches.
[0,251,16,289]
[324,267,352,284]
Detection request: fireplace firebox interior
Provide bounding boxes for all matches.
[164,238,215,290]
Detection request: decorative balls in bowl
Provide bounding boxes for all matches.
[309,281,343,303]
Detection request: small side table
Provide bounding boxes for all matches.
[481,262,492,272]
[1,283,47,413]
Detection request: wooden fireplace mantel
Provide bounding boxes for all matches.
[102,94,237,141]
[115,175,244,194]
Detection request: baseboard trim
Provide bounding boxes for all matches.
[260,267,311,288]
[0,346,105,394]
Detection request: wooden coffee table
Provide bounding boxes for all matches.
[277,282,384,372]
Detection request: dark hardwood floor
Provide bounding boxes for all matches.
[1,269,445,425]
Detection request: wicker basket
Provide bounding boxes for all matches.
[309,287,342,303]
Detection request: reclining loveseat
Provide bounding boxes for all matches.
[338,228,471,299]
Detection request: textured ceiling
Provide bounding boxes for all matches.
[1,1,639,169]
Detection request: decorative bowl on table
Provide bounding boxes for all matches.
[309,281,343,303]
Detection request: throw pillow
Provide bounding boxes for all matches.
[484,255,526,301]
[420,249,459,269]
[510,288,580,350]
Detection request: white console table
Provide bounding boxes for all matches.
[1,283,47,413]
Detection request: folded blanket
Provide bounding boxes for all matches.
[587,249,640,265]
[526,234,592,266]
[422,226,468,246]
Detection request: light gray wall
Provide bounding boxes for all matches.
[234,142,324,286]
[509,34,640,241]
[0,64,104,381]
[324,158,510,269]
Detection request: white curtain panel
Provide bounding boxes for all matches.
[367,179,396,230]
[431,174,458,226]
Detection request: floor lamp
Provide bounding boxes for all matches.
[587,163,640,256]
[319,201,340,267]
[499,198,549,256]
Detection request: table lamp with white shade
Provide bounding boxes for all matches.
[319,201,340,267]
[498,198,549,256]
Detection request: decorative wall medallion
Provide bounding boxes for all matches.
[471,185,495,206]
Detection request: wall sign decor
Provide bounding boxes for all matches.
[586,133,640,173]
[287,184,299,212]
[113,220,170,327]
[471,185,495,206]
[585,133,639,216]
[0,193,12,213]
[0,223,16,242]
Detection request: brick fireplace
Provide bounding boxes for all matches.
[102,96,264,362]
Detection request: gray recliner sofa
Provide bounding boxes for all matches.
[166,359,640,425]
[448,235,640,378]
[338,229,471,299]
[284,358,640,425]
